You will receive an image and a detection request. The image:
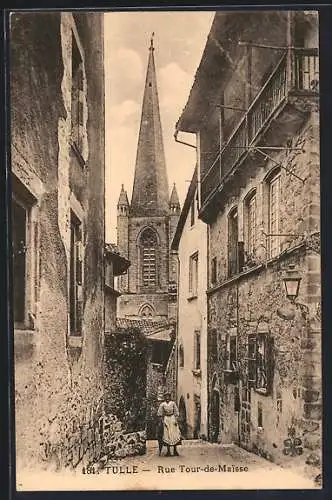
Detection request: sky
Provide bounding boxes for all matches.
[104,11,215,242]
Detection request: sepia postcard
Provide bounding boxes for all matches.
[8,9,321,492]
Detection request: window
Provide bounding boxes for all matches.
[247,333,273,394]
[208,329,218,363]
[179,344,184,368]
[246,191,257,259]
[211,257,217,285]
[12,178,37,330]
[190,199,195,226]
[189,252,198,296]
[140,304,154,317]
[70,211,83,336]
[225,334,237,371]
[268,171,281,258]
[71,33,84,152]
[228,207,238,277]
[194,331,201,370]
[258,401,263,428]
[12,198,28,326]
[140,228,157,288]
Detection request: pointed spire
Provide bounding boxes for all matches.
[150,32,155,51]
[169,183,180,214]
[117,184,129,215]
[130,35,169,217]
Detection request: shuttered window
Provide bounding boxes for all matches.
[194,331,201,370]
[268,172,281,258]
[70,211,83,336]
[189,252,198,296]
[247,333,274,395]
[228,207,238,277]
[71,33,84,152]
[247,192,257,257]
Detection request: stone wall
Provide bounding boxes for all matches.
[206,112,321,479]
[11,12,106,474]
[118,291,169,320]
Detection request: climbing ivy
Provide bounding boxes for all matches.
[104,328,148,431]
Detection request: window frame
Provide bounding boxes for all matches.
[244,189,257,261]
[227,207,239,278]
[188,251,199,297]
[267,169,281,259]
[71,31,85,154]
[194,330,201,371]
[12,180,38,331]
[247,332,272,395]
[69,209,84,337]
[140,228,158,290]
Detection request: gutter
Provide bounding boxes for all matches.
[174,128,197,149]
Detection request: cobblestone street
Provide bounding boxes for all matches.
[101,440,317,490]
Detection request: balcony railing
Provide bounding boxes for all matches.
[200,48,319,209]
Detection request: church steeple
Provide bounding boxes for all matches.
[169,183,180,214]
[130,34,169,217]
[117,184,129,216]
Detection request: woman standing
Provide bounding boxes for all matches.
[157,391,182,456]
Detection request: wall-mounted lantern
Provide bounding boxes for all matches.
[282,264,302,303]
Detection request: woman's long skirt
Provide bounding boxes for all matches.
[162,415,181,446]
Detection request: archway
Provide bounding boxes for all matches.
[178,396,188,439]
[139,303,155,317]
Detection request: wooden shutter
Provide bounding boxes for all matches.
[247,335,257,386]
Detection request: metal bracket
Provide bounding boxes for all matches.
[253,147,306,184]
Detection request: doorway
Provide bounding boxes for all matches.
[211,389,220,443]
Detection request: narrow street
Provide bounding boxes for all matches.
[99,440,317,490]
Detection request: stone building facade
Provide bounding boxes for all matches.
[171,167,209,439]
[11,12,106,475]
[116,37,180,439]
[175,11,321,481]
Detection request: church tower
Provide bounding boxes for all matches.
[117,34,180,320]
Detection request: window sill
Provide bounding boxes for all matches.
[255,388,268,396]
[68,335,83,348]
[187,294,198,302]
[192,369,201,377]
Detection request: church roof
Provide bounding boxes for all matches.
[117,184,129,207]
[116,317,174,341]
[169,183,180,208]
[130,35,170,217]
